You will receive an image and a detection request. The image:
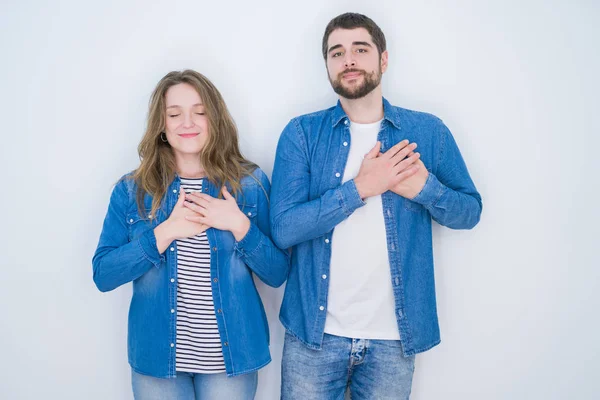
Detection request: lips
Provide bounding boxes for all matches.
[178,133,200,138]
[343,72,363,79]
[341,69,364,80]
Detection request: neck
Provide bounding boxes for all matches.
[175,152,205,178]
[339,86,384,124]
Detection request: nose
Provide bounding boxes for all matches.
[182,112,194,128]
[344,54,356,68]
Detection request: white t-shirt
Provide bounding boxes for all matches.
[323,119,401,340]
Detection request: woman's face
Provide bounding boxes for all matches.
[163,83,209,157]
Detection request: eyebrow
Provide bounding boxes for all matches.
[166,103,203,109]
[328,41,373,54]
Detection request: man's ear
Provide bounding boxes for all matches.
[381,50,389,74]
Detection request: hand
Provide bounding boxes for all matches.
[154,187,208,253]
[184,187,250,241]
[354,140,421,199]
[390,159,429,199]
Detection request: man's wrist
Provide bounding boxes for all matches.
[354,177,370,200]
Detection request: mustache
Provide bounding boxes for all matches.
[337,68,366,79]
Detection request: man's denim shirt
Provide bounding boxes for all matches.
[270,98,482,356]
[93,168,290,378]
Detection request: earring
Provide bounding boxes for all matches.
[160,132,168,143]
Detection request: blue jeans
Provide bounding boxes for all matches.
[281,332,415,400]
[131,369,257,400]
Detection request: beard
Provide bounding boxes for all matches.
[329,67,382,100]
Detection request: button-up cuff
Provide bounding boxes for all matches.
[339,180,366,216]
[411,172,446,207]
[234,222,262,257]
[137,228,165,268]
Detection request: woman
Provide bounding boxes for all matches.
[93,70,289,399]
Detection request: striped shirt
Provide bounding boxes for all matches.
[175,178,226,374]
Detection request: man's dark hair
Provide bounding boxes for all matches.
[322,13,387,60]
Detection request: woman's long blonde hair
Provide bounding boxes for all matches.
[133,70,257,217]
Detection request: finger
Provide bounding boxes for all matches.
[384,140,410,159]
[364,141,381,159]
[394,152,421,174]
[391,142,417,164]
[185,215,209,225]
[186,192,212,206]
[183,199,207,214]
[222,186,234,201]
[176,187,186,207]
[393,164,420,184]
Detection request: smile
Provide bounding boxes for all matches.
[178,133,200,138]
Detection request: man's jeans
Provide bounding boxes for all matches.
[131,369,258,400]
[282,332,415,400]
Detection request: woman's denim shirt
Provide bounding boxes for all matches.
[93,167,290,378]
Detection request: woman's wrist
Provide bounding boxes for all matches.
[230,214,251,242]
[154,220,175,253]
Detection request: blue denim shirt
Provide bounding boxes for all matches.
[270,98,482,356]
[93,167,290,377]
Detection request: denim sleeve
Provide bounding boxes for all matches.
[411,122,482,229]
[92,179,165,292]
[270,119,365,249]
[234,169,291,288]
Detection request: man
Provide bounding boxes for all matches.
[270,12,482,399]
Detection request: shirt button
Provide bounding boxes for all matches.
[335,172,341,178]
[217,309,222,313]
[322,274,327,279]
[344,120,349,125]
[213,278,218,283]
[170,343,175,348]
[170,278,175,283]
[247,212,252,216]
[343,142,348,147]
[148,214,153,219]
[213,247,217,252]
[325,239,330,244]
[319,306,325,311]
[129,218,133,223]
[173,189,177,193]
[171,309,175,313]
[170,247,174,251]
[223,342,229,346]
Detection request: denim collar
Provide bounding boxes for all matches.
[331,97,402,129]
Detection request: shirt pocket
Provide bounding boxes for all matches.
[237,202,258,221]
[126,210,156,241]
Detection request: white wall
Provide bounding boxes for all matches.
[1,0,598,399]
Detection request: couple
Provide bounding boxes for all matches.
[92,12,482,400]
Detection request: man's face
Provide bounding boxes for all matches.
[326,28,388,100]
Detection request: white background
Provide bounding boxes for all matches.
[1,0,598,399]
